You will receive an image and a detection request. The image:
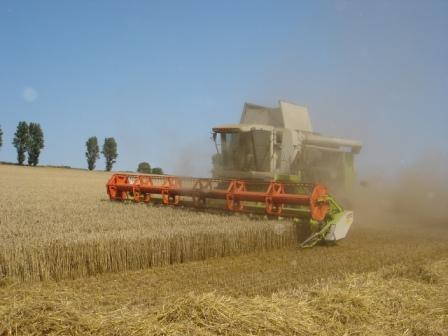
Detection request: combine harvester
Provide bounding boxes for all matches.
[107,101,362,247]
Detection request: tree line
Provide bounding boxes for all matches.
[136,162,164,175]
[85,137,164,173]
[5,121,45,166]
[0,123,163,173]
[85,136,118,171]
[0,121,46,166]
[85,137,163,174]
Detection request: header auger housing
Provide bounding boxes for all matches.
[107,174,354,247]
[106,101,361,247]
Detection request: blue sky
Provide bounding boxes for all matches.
[0,0,447,177]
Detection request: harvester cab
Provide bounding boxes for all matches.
[106,101,362,247]
[212,101,362,195]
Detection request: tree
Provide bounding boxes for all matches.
[27,123,44,166]
[0,125,3,149]
[151,167,164,175]
[102,137,118,171]
[85,137,100,170]
[137,162,151,174]
[12,121,29,165]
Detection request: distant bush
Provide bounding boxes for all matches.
[151,167,164,175]
[137,162,152,174]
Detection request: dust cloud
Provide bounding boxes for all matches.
[171,137,214,177]
[351,152,448,231]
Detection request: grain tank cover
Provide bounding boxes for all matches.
[240,100,313,131]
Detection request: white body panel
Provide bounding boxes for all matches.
[240,100,313,131]
[279,101,313,132]
[325,210,354,241]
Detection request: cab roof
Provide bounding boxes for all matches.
[212,124,274,133]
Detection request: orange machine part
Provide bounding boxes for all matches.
[106,174,330,221]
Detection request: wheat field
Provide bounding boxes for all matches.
[0,164,447,335]
[0,165,296,282]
